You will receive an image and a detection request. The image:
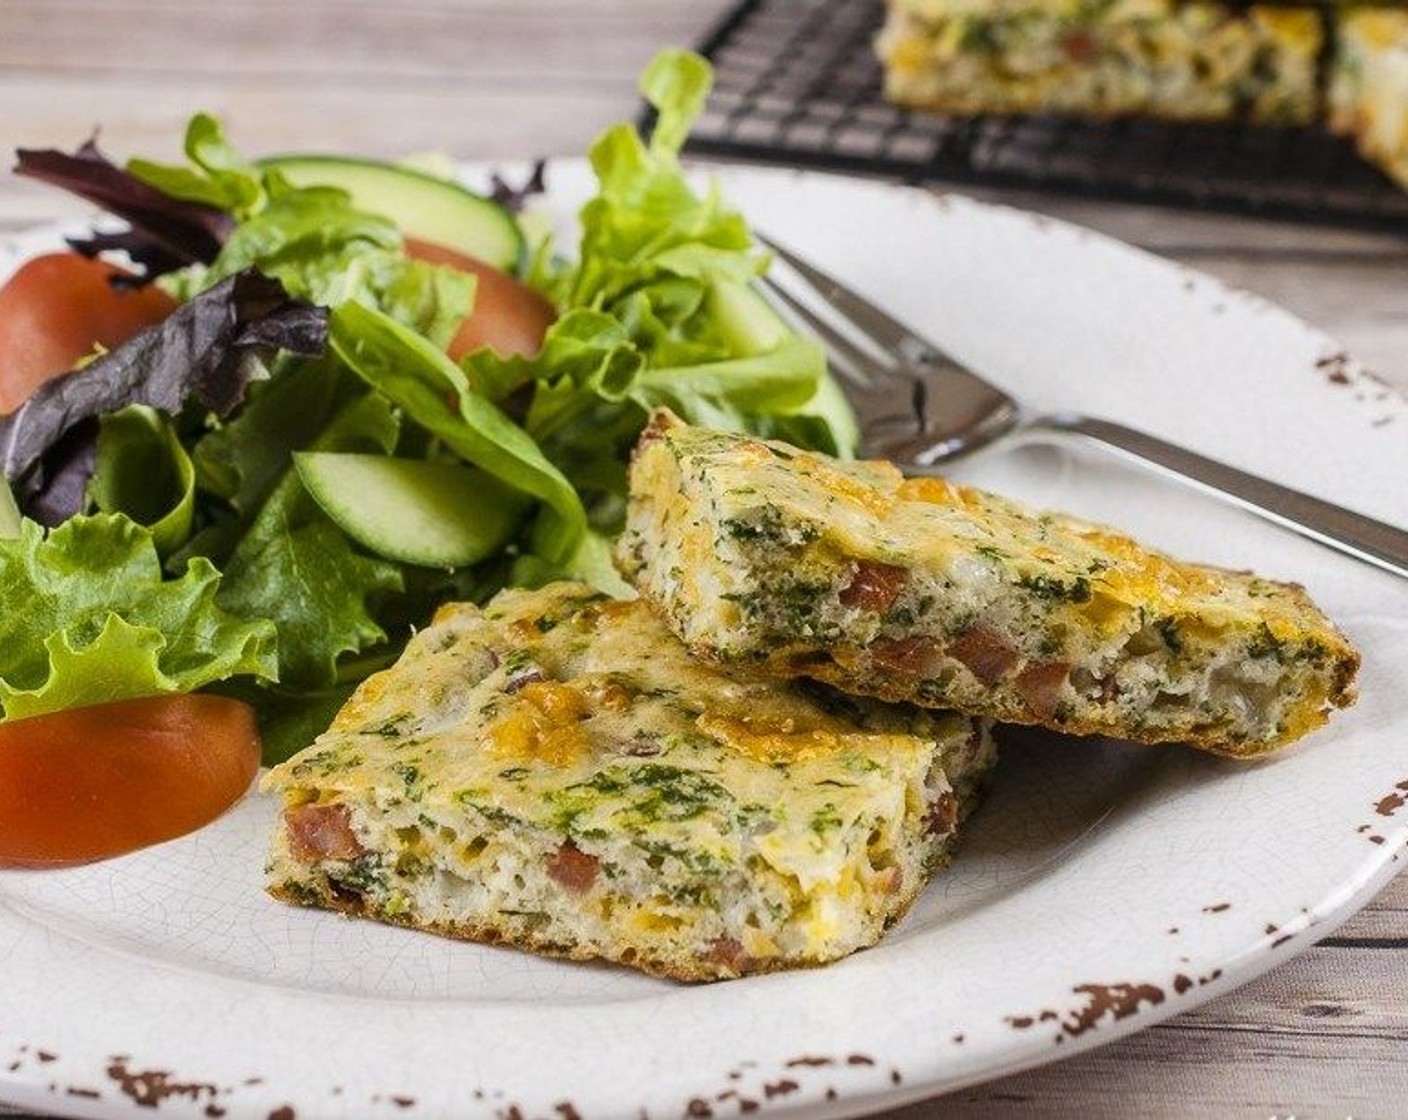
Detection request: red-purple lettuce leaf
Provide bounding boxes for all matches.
[487,160,547,215]
[14,138,233,279]
[0,269,327,523]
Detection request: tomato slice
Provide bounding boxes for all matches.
[404,238,555,360]
[0,253,177,414]
[0,694,261,868]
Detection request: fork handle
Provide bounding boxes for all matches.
[1027,413,1408,581]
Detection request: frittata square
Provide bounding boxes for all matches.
[263,582,995,981]
[617,413,1359,757]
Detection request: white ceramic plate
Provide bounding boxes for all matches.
[2,162,1407,1120]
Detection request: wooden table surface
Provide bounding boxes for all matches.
[3,2,1407,1117]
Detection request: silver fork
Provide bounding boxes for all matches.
[758,234,1408,582]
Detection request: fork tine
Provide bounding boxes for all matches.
[757,276,883,390]
[758,233,921,356]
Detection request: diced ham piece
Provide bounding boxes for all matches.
[701,935,748,972]
[926,792,960,837]
[1062,30,1097,62]
[546,843,599,893]
[1015,661,1072,721]
[284,803,365,863]
[868,635,944,676]
[839,559,908,613]
[872,866,903,896]
[948,626,1019,686]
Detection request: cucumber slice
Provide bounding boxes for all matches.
[294,453,529,569]
[260,155,524,272]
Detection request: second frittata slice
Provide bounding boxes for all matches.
[617,413,1358,757]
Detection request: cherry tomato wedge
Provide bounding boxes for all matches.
[0,253,177,414]
[0,694,261,868]
[404,238,555,360]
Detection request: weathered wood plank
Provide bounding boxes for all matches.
[879,873,1408,1115]
[893,949,1408,1116]
[0,0,717,82]
[0,75,644,161]
[914,1026,1408,1117]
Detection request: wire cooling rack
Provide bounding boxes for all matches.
[676,0,1408,229]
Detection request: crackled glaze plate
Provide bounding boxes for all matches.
[2,163,1407,1120]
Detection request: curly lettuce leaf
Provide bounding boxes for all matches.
[205,186,399,286]
[463,48,853,501]
[122,115,476,349]
[565,78,756,314]
[0,515,277,721]
[462,306,640,417]
[183,189,475,350]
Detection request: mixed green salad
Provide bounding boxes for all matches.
[0,50,857,762]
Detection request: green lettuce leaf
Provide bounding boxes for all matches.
[216,518,401,693]
[201,187,473,347]
[213,391,403,692]
[0,514,277,720]
[139,118,477,349]
[90,406,197,555]
[329,301,587,562]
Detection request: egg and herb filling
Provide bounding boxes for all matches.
[617,413,1359,757]
[876,0,1324,125]
[263,582,995,982]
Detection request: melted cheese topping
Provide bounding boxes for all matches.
[486,682,592,767]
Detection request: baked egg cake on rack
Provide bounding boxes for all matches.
[875,0,1324,124]
[877,0,1408,192]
